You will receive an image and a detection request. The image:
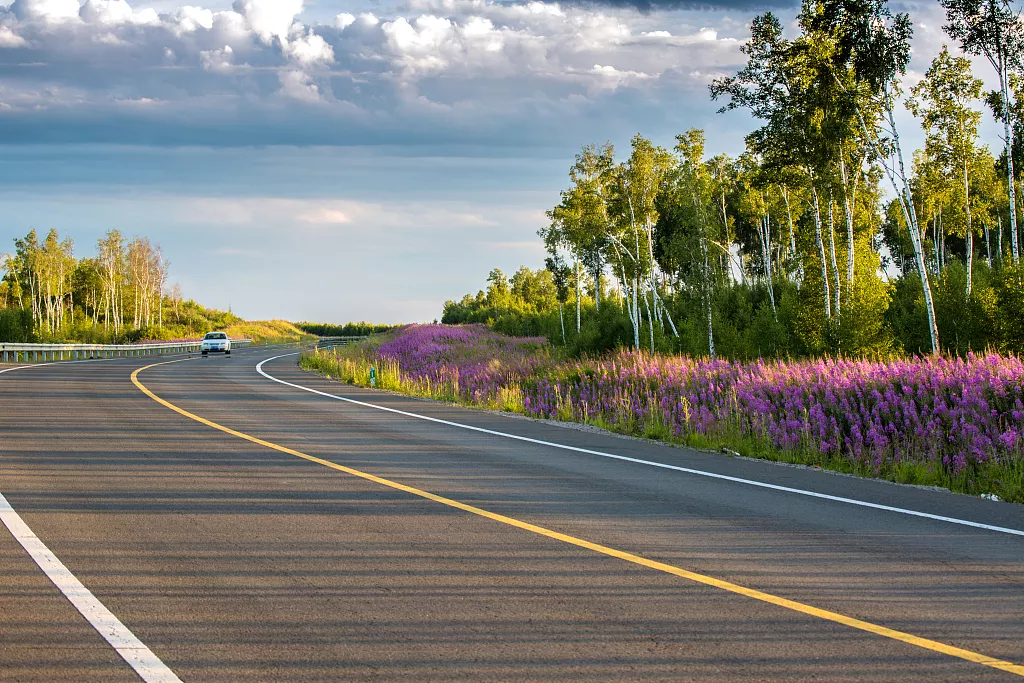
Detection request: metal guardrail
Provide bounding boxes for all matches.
[0,339,252,363]
[315,336,367,351]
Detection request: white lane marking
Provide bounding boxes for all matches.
[257,354,1024,538]
[0,362,58,373]
[0,357,131,375]
[0,491,181,682]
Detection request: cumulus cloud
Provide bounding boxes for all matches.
[0,0,857,148]
[335,13,355,30]
[199,44,234,72]
[80,0,131,24]
[561,0,797,9]
[285,29,333,66]
[232,0,302,44]
[168,6,213,34]
[278,69,322,101]
[0,25,27,46]
[11,0,81,22]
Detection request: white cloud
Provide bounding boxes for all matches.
[80,0,132,25]
[285,29,333,66]
[335,13,354,30]
[11,0,81,22]
[0,25,27,47]
[297,207,350,224]
[168,6,213,34]
[232,0,302,44]
[200,44,234,72]
[0,0,808,148]
[278,69,320,101]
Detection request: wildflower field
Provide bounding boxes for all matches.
[301,324,1024,503]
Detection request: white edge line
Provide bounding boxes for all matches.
[0,491,181,683]
[256,353,1024,539]
[0,356,147,374]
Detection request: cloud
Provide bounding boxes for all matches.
[11,0,81,22]
[559,0,797,10]
[232,0,302,44]
[278,69,322,101]
[297,207,351,224]
[167,5,213,33]
[0,0,957,153]
[285,29,334,66]
[199,45,234,72]
[80,0,132,25]
[0,25,26,46]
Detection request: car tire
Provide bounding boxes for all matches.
[226,350,231,355]
[202,350,208,356]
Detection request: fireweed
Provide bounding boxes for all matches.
[301,324,1024,502]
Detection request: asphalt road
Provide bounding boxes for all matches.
[1,345,1023,681]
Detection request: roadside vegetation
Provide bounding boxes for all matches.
[303,324,1024,503]
[445,1,1024,361]
[0,228,317,345]
[296,322,398,337]
[305,2,1024,503]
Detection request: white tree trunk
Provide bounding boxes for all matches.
[575,259,581,334]
[828,191,841,317]
[1001,60,1019,263]
[965,160,973,297]
[810,184,832,320]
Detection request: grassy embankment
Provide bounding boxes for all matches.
[223,319,316,344]
[300,326,1024,503]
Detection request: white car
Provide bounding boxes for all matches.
[201,332,232,356]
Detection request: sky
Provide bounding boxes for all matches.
[0,0,1005,323]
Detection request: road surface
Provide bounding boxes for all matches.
[1,346,1022,681]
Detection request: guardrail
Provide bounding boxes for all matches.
[315,336,367,351]
[0,339,252,363]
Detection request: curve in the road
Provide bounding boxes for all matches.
[132,357,1024,678]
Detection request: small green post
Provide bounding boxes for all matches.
[369,366,377,388]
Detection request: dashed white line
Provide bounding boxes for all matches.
[0,491,181,682]
[257,353,1024,538]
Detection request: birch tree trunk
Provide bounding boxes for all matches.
[1001,60,1019,263]
[828,191,841,317]
[839,157,856,289]
[810,184,832,321]
[575,259,581,334]
[782,187,802,287]
[887,102,939,352]
[967,230,974,297]
[559,302,565,345]
[702,235,715,358]
[965,159,973,297]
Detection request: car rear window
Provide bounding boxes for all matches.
[205,333,227,339]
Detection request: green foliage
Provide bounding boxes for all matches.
[993,262,1024,350]
[297,321,397,337]
[0,309,35,343]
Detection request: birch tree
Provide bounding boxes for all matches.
[909,46,985,295]
[942,0,1024,263]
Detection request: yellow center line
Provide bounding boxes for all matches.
[132,359,1024,678]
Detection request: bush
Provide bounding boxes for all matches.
[0,309,35,343]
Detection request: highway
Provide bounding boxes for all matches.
[1,345,1023,681]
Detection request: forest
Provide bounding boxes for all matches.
[0,228,310,344]
[444,1,1024,360]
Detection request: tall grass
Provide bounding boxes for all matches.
[300,324,1024,503]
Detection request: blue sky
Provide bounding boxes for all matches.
[0,0,996,323]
